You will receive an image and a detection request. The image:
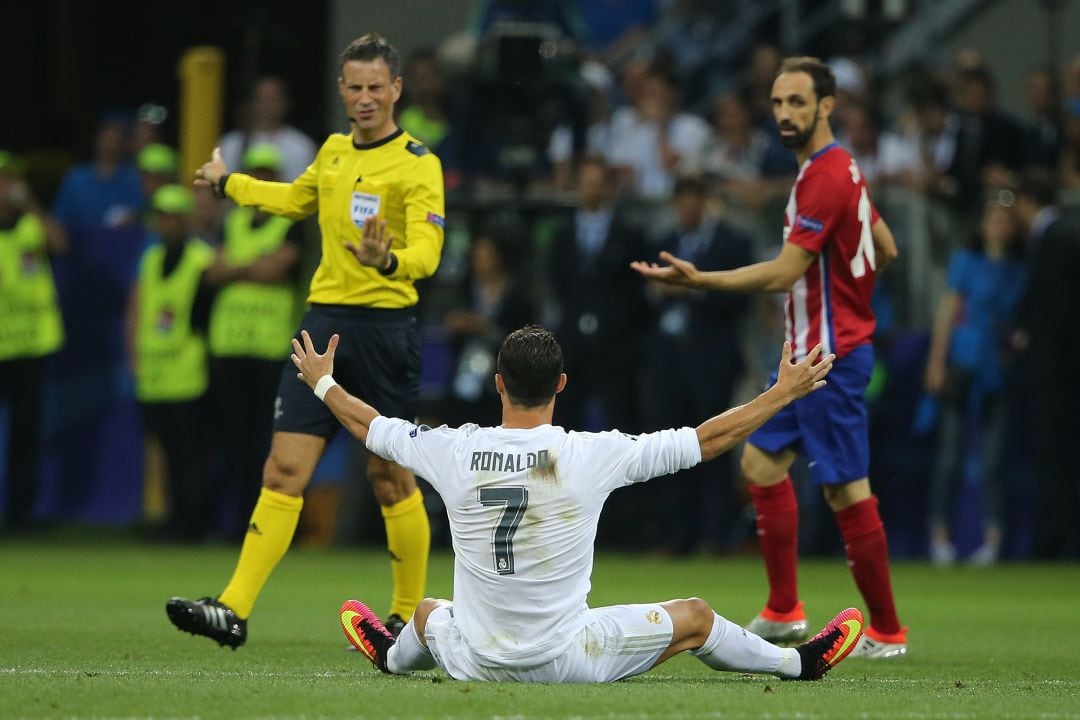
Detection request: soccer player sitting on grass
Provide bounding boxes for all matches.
[291,325,864,683]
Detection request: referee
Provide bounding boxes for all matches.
[168,33,444,648]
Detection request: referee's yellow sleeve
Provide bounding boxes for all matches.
[391,153,445,281]
[225,158,319,221]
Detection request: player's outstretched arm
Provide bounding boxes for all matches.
[290,330,381,443]
[631,242,815,294]
[695,342,833,461]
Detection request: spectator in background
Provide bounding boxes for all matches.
[128,185,216,541]
[907,79,955,195]
[398,49,450,151]
[137,143,179,203]
[942,66,1026,223]
[550,156,648,433]
[50,112,146,525]
[923,195,1026,566]
[219,77,317,182]
[206,144,303,539]
[53,112,143,233]
[607,68,710,203]
[701,91,796,212]
[0,152,67,531]
[548,61,614,189]
[1012,172,1080,559]
[745,42,784,127]
[1023,67,1063,172]
[644,175,751,554]
[443,228,535,429]
[839,102,922,188]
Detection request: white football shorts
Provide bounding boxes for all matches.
[424,602,674,683]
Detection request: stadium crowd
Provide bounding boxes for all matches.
[2,1,1080,565]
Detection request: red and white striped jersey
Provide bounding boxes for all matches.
[782,143,880,360]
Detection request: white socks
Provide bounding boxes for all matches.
[691,613,801,679]
[386,620,437,674]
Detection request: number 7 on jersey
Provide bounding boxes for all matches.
[478,486,529,575]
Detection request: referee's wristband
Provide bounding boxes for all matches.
[214,173,230,199]
[378,251,398,276]
[313,375,338,402]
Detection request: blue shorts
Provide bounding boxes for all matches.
[747,344,872,485]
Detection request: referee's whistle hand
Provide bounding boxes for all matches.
[291,331,339,388]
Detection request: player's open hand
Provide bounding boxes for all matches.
[629,251,702,287]
[345,217,395,270]
[194,147,228,189]
[774,342,834,401]
[291,330,338,389]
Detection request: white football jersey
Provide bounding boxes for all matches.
[366,417,701,668]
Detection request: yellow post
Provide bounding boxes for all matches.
[178,47,225,185]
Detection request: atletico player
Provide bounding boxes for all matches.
[632,57,905,658]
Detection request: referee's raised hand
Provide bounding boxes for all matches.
[291,330,339,390]
[345,217,396,270]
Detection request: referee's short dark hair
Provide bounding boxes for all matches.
[779,56,836,101]
[340,33,400,77]
[497,326,564,408]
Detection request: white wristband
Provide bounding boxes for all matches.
[313,375,338,402]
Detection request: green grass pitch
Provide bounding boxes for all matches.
[2,539,1078,719]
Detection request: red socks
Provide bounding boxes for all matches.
[749,477,800,614]
[835,496,901,635]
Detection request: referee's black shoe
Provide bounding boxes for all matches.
[166,596,247,649]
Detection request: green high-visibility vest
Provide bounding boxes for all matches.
[135,239,214,402]
[0,213,64,361]
[208,208,298,360]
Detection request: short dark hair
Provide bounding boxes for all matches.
[339,33,400,77]
[496,326,564,408]
[778,56,836,101]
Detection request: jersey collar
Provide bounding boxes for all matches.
[809,141,839,161]
[352,127,404,150]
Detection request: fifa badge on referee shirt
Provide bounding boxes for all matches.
[351,191,381,229]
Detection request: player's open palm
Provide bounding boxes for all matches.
[291,330,338,390]
[345,217,395,269]
[629,251,702,287]
[775,342,834,401]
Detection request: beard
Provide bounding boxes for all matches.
[778,111,819,149]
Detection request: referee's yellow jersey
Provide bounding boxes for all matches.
[225,128,444,308]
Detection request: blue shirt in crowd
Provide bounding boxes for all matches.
[945,248,1027,391]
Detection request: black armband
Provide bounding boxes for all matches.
[378,251,398,276]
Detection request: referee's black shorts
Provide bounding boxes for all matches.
[273,304,420,438]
